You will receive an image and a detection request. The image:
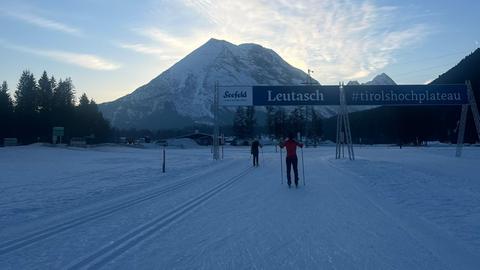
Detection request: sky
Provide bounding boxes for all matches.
[0,0,479,103]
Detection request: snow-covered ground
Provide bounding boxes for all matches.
[0,144,479,269]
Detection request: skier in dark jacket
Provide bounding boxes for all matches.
[279,133,304,187]
[251,139,262,167]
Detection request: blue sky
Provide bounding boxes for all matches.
[0,0,478,103]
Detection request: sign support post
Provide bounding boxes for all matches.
[213,82,220,160]
[455,104,468,157]
[466,80,480,143]
[456,80,480,157]
[336,107,342,159]
[336,83,355,160]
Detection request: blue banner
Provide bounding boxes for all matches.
[344,84,468,106]
[252,85,340,106]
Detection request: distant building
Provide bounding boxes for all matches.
[177,132,213,146]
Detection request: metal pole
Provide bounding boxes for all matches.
[336,111,342,159]
[344,107,355,160]
[340,83,353,160]
[162,146,166,173]
[220,133,224,160]
[343,112,352,159]
[301,147,305,186]
[336,83,342,159]
[261,146,264,167]
[213,81,220,160]
[280,147,284,184]
[466,80,480,143]
[456,104,468,157]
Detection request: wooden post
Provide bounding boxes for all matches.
[466,81,480,143]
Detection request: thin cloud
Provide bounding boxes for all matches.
[0,41,121,70]
[126,27,207,62]
[134,27,189,50]
[0,9,82,36]
[142,0,430,83]
[118,43,164,54]
[118,42,179,61]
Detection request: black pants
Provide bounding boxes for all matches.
[252,153,259,166]
[286,156,299,184]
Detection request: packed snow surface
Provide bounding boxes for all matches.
[1,144,480,269]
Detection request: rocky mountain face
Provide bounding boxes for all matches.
[99,38,315,129]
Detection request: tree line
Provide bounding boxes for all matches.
[232,105,323,141]
[0,70,111,145]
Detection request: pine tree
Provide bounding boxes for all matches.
[36,71,55,141]
[38,71,53,113]
[310,108,323,143]
[50,76,57,92]
[51,77,76,142]
[233,106,247,139]
[266,106,276,138]
[274,107,287,139]
[15,70,38,115]
[288,106,306,136]
[53,78,75,109]
[73,93,111,142]
[14,71,39,143]
[88,99,111,142]
[0,81,14,139]
[79,93,90,107]
[0,81,13,112]
[245,106,256,139]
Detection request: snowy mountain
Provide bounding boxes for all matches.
[99,38,398,130]
[347,73,397,86]
[365,73,397,85]
[344,73,397,115]
[99,38,316,129]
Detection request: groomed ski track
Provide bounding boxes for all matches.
[1,146,479,269]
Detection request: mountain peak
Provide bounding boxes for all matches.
[347,80,360,85]
[100,39,312,129]
[204,38,231,46]
[365,73,396,85]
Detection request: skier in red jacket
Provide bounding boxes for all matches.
[279,133,304,188]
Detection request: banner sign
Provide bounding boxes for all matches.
[218,84,468,106]
[344,84,468,106]
[252,85,340,106]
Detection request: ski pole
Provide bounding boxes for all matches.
[280,148,284,184]
[301,147,305,186]
[261,147,264,167]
